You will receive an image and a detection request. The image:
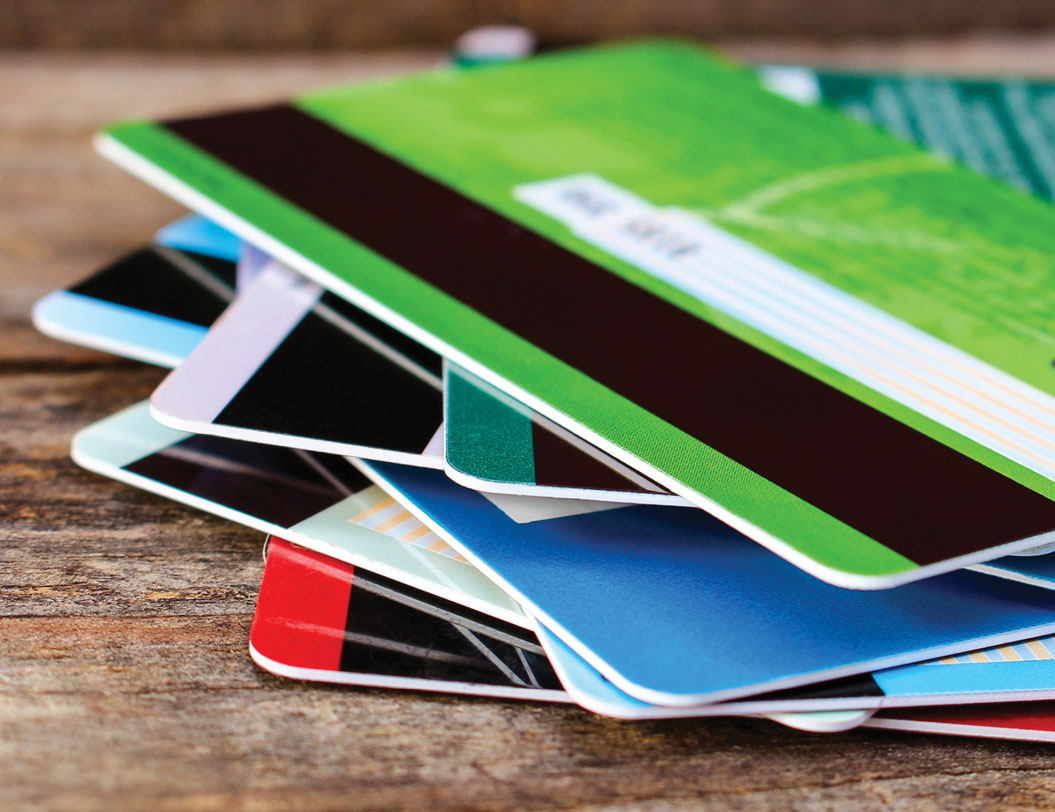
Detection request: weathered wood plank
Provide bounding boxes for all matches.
[3,0,1055,50]
[4,51,1055,812]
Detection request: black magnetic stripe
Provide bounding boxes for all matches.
[70,247,235,327]
[529,420,652,494]
[163,104,1055,565]
[215,297,443,453]
[348,569,538,642]
[317,290,442,380]
[123,434,355,528]
[338,570,561,689]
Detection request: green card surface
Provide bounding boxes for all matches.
[98,40,1055,586]
[445,67,1055,505]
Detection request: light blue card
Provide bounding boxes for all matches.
[32,290,208,368]
[155,214,242,261]
[361,461,1055,707]
[31,233,237,368]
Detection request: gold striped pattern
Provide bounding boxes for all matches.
[928,636,1055,665]
[347,485,466,562]
[350,495,397,524]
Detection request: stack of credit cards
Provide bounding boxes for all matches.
[35,39,1055,743]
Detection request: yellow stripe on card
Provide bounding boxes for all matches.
[350,496,397,524]
[402,524,433,543]
[969,651,990,663]
[1027,640,1053,660]
[998,645,1023,662]
[375,510,414,533]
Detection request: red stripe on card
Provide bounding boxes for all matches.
[882,701,1055,734]
[250,536,352,671]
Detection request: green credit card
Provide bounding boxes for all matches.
[445,66,1055,512]
[98,40,1055,587]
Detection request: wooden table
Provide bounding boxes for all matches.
[5,44,1055,811]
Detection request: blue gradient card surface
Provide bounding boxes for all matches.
[360,461,1055,707]
[537,624,1055,718]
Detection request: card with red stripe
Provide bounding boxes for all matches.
[250,536,568,700]
[248,536,875,734]
[867,702,1055,743]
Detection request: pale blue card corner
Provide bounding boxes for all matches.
[33,290,207,368]
[544,613,1055,713]
[534,622,661,717]
[155,214,241,262]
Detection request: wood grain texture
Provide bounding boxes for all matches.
[4,49,1055,812]
[2,0,1055,50]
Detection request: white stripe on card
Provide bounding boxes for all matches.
[515,174,1055,480]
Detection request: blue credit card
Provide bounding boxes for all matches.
[537,622,1055,718]
[360,461,1055,707]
